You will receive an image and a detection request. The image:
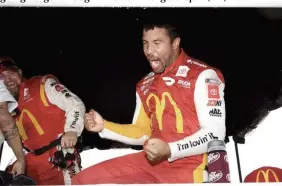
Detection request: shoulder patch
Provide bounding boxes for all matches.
[205,78,221,85]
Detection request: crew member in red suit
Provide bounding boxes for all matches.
[72,24,226,184]
[1,58,86,185]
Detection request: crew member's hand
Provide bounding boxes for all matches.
[61,131,78,148]
[143,138,171,163]
[84,109,104,132]
[11,160,25,176]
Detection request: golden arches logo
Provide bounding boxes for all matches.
[256,169,279,182]
[146,92,184,133]
[16,109,44,141]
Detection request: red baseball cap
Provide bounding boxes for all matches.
[0,57,19,73]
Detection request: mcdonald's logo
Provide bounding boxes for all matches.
[146,92,184,133]
[256,169,279,182]
[244,166,282,183]
[16,109,44,141]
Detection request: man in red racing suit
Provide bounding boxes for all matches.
[1,58,86,185]
[72,24,226,184]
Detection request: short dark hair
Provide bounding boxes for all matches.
[143,24,180,41]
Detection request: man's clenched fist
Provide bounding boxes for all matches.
[84,109,104,132]
[143,138,171,163]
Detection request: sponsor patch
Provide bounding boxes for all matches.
[208,84,220,99]
[205,78,221,85]
[209,108,222,117]
[175,66,190,77]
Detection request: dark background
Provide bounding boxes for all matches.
[1,8,282,149]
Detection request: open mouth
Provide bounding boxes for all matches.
[150,60,162,71]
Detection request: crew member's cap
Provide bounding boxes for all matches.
[0,57,18,73]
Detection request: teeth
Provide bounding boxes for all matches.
[151,61,159,67]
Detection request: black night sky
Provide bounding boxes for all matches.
[1,8,282,150]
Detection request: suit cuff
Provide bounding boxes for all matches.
[168,141,182,162]
[64,128,80,136]
[98,129,106,138]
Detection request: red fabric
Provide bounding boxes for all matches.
[14,75,70,184]
[137,50,224,143]
[72,151,203,184]
[72,50,224,184]
[136,50,224,169]
[8,147,65,185]
[16,76,65,150]
[244,166,282,182]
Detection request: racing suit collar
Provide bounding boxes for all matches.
[20,78,28,87]
[161,48,187,76]
[18,78,28,100]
